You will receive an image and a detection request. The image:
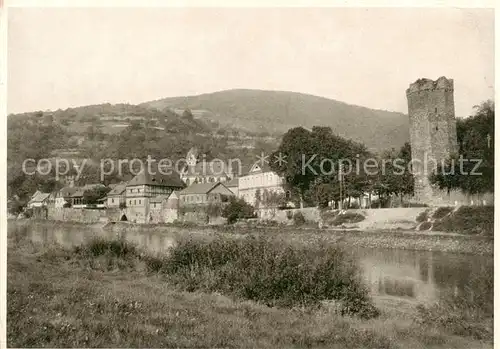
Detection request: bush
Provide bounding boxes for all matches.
[23,208,34,218]
[433,206,494,235]
[72,238,139,271]
[222,198,256,224]
[8,200,25,216]
[206,203,223,217]
[332,212,365,226]
[432,206,454,220]
[416,210,429,223]
[161,236,379,318]
[292,211,306,226]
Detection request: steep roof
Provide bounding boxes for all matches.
[70,188,86,198]
[127,167,185,188]
[60,187,78,197]
[179,182,232,195]
[107,182,127,196]
[29,192,50,203]
[247,161,272,174]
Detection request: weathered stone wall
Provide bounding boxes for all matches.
[406,77,459,203]
[47,207,108,223]
[258,207,320,224]
[182,211,209,224]
[106,208,125,222]
[149,207,164,224]
[164,208,178,223]
[32,207,48,219]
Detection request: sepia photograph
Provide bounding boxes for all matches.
[4,3,495,348]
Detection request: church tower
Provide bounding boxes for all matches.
[406,76,458,203]
[186,147,199,168]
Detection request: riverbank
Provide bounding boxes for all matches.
[8,219,493,255]
[101,221,495,255]
[7,236,492,348]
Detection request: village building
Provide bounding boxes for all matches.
[54,187,78,208]
[66,184,107,209]
[180,147,237,185]
[238,162,285,207]
[145,194,168,223]
[106,182,127,208]
[27,191,51,208]
[163,191,180,223]
[125,167,185,223]
[178,182,235,223]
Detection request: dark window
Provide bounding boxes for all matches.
[435,107,437,113]
[435,126,438,131]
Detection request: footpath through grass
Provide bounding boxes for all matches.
[7,235,493,348]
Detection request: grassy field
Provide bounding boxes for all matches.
[7,235,493,348]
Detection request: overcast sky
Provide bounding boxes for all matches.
[8,7,494,116]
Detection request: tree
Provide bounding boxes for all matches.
[8,198,25,216]
[83,186,110,205]
[377,142,414,207]
[269,127,317,207]
[261,190,287,217]
[270,126,371,208]
[430,100,494,197]
[222,197,256,224]
[43,113,54,126]
[314,182,338,209]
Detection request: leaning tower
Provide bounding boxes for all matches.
[406,77,459,203]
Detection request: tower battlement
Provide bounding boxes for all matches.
[406,76,454,96]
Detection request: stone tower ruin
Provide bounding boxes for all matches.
[406,76,459,203]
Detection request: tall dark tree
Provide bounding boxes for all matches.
[430,100,494,196]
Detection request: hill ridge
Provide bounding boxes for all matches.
[140,88,410,152]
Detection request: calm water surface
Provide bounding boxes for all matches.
[352,247,492,303]
[20,223,493,305]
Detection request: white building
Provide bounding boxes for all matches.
[238,162,285,207]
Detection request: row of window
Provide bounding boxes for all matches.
[240,173,282,187]
[184,176,227,185]
[181,195,206,203]
[128,187,172,194]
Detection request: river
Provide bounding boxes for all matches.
[14,221,493,306]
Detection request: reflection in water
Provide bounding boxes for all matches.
[355,247,492,304]
[18,223,492,305]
